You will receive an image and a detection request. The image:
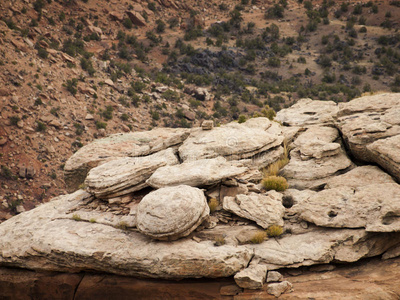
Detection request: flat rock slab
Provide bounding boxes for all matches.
[136,185,209,240]
[276,98,338,126]
[251,228,400,270]
[64,128,189,192]
[0,190,252,279]
[325,165,396,189]
[223,192,285,229]
[146,157,248,188]
[178,119,283,162]
[85,148,178,198]
[294,183,400,232]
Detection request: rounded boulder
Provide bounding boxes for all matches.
[136,185,209,240]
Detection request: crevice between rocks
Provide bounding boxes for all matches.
[72,273,85,300]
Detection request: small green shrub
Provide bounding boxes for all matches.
[238,115,246,123]
[89,218,97,223]
[72,213,81,221]
[116,221,128,230]
[122,18,133,29]
[96,121,107,129]
[266,225,283,237]
[9,116,20,126]
[262,176,288,191]
[1,165,13,179]
[36,121,47,132]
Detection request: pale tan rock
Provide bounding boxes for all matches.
[234,264,268,289]
[136,185,209,240]
[179,121,283,162]
[325,165,395,189]
[64,128,189,192]
[252,228,400,270]
[267,281,293,297]
[335,93,400,181]
[0,190,252,279]
[367,135,400,183]
[201,120,213,130]
[146,157,248,189]
[276,98,338,126]
[223,192,285,229]
[267,271,283,282]
[85,148,178,198]
[281,126,353,190]
[295,183,400,232]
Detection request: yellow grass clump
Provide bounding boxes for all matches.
[266,225,284,237]
[262,175,289,191]
[208,198,219,213]
[250,231,268,244]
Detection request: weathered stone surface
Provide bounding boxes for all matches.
[136,185,209,240]
[234,264,268,289]
[276,98,338,126]
[252,228,400,270]
[267,281,293,297]
[335,93,400,181]
[281,126,353,190]
[178,119,284,162]
[267,271,283,282]
[64,128,189,192]
[125,10,146,26]
[223,191,285,229]
[367,135,400,183]
[294,183,400,232]
[325,165,395,189]
[0,190,252,279]
[201,120,213,130]
[146,157,248,189]
[85,148,178,198]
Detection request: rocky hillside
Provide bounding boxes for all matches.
[1,0,400,220]
[0,93,400,298]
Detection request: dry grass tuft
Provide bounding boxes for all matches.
[72,213,81,221]
[266,225,284,237]
[262,175,289,191]
[208,198,219,213]
[250,231,267,244]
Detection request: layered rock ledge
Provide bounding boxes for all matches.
[1,94,400,297]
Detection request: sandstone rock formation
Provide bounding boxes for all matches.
[335,93,400,181]
[146,157,248,188]
[294,183,400,232]
[276,98,338,126]
[64,128,189,192]
[280,126,353,190]
[223,191,285,228]
[85,148,178,198]
[136,185,209,240]
[178,118,283,162]
[1,94,400,294]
